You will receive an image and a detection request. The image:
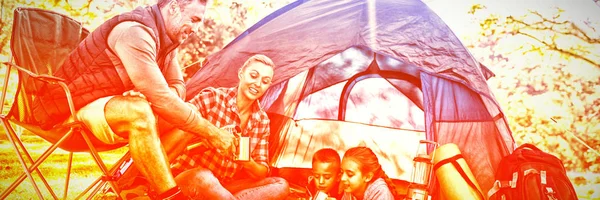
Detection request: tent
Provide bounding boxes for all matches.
[186,0,516,196]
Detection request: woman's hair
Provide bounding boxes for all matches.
[343,147,399,198]
[313,148,341,166]
[240,54,275,71]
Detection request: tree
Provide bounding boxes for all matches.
[178,0,294,80]
[466,3,600,173]
[178,0,249,80]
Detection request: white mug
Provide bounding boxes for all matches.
[235,136,250,161]
[313,191,329,200]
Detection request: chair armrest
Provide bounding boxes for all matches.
[2,61,78,117]
[3,62,65,82]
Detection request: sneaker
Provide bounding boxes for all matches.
[120,184,151,200]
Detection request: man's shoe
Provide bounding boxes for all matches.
[119,185,150,200]
[158,186,189,200]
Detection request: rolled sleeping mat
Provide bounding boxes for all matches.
[433,143,485,200]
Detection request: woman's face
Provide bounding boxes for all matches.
[340,158,372,197]
[238,61,273,101]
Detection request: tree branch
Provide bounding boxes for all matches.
[516,30,600,68]
[508,13,600,44]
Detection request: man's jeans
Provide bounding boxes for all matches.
[175,167,289,200]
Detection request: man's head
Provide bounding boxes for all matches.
[311,148,341,194]
[237,54,275,101]
[159,0,210,44]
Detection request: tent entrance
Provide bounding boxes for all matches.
[265,46,429,182]
[263,46,426,130]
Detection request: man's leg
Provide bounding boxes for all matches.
[225,177,290,200]
[175,168,236,200]
[104,96,177,196]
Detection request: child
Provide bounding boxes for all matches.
[340,147,398,200]
[309,148,343,200]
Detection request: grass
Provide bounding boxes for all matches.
[0,131,127,200]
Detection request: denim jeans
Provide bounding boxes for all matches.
[175,167,290,200]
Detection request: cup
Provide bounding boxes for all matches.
[235,136,250,161]
[313,191,329,200]
[222,124,247,160]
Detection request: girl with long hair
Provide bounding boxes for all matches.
[340,147,398,200]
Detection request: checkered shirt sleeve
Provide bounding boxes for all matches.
[250,112,270,168]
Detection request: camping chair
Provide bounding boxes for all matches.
[0,7,128,199]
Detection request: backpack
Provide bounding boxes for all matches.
[487,143,578,200]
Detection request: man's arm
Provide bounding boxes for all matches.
[108,22,234,154]
[163,52,186,99]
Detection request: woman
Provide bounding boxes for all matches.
[340,147,398,200]
[170,54,289,199]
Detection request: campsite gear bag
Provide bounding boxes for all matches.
[433,143,485,200]
[487,143,578,200]
[406,140,438,200]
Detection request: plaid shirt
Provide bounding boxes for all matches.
[172,87,270,181]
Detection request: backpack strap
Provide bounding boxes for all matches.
[541,171,560,200]
[487,171,517,198]
[433,154,485,200]
[515,143,542,152]
[488,167,562,200]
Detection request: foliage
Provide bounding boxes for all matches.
[178,0,249,80]
[462,3,599,198]
[465,0,600,182]
[178,0,294,80]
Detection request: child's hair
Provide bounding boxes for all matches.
[343,147,399,198]
[313,148,341,166]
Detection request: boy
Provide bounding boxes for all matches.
[309,148,342,200]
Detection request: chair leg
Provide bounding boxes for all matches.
[63,152,73,200]
[0,119,61,200]
[86,151,131,199]
[75,141,130,199]
[1,123,44,199]
[80,131,122,199]
[13,130,61,200]
[77,174,104,200]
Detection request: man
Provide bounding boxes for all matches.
[30,0,235,199]
[170,54,289,199]
[309,148,342,200]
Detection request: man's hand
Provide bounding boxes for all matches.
[123,90,146,99]
[207,128,238,158]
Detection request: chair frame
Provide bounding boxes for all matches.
[0,7,128,200]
